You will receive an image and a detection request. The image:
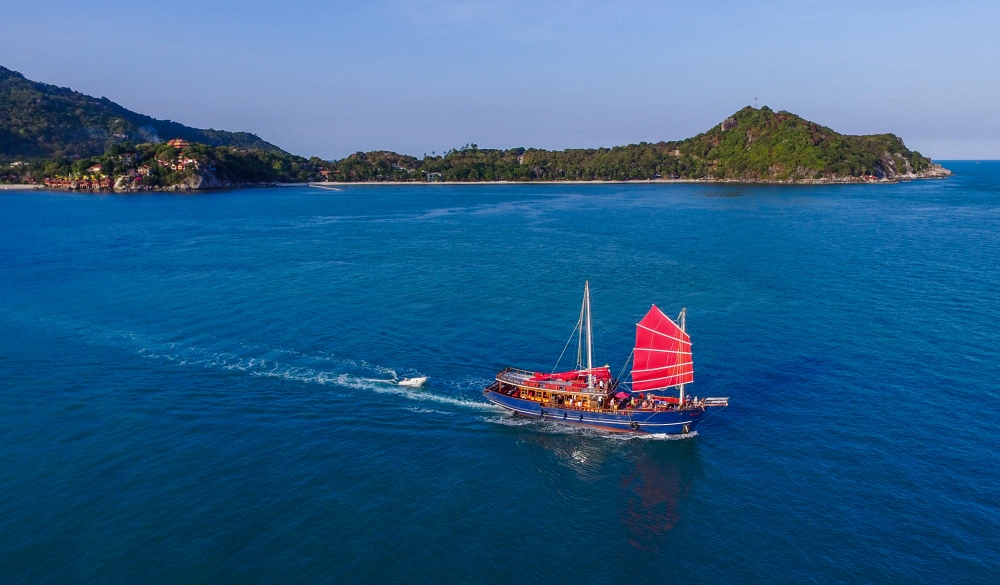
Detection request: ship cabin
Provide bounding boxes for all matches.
[494,366,614,408]
[490,366,709,413]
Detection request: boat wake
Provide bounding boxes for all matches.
[103,329,501,412]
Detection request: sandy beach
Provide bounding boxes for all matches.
[306,177,910,188]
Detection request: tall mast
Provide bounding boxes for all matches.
[678,307,686,405]
[585,281,593,388]
[576,294,585,370]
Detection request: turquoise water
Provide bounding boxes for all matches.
[1,164,998,583]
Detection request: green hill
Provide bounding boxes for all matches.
[1,63,949,188]
[323,107,949,183]
[666,106,943,181]
[0,66,283,159]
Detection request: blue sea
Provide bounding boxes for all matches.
[2,163,998,583]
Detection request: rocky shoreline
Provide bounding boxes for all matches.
[11,160,952,193]
[12,171,954,193]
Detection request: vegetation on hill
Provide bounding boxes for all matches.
[320,107,941,183]
[0,65,948,188]
[0,66,283,160]
[670,106,934,180]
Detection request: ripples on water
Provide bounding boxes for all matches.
[1,163,998,583]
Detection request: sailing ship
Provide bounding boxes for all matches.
[483,282,728,434]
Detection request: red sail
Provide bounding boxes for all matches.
[631,305,693,392]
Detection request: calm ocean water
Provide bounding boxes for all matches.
[1,163,998,583]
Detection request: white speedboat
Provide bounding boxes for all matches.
[398,376,427,388]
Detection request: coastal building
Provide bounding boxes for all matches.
[44,176,113,191]
[167,157,199,171]
[86,164,103,173]
[167,139,191,149]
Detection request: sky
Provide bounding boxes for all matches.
[3,0,999,159]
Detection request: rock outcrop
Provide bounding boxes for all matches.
[875,152,951,180]
[110,166,257,192]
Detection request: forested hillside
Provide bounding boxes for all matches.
[1,64,949,189]
[324,107,946,183]
[0,66,282,159]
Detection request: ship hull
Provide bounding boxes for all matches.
[483,387,704,435]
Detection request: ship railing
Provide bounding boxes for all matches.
[492,377,718,412]
[539,399,699,415]
[490,390,707,414]
[500,366,535,376]
[539,398,712,414]
[497,367,534,384]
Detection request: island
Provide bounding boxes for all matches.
[0,65,950,191]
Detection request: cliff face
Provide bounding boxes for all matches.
[112,166,249,192]
[875,152,951,180]
[0,66,285,160]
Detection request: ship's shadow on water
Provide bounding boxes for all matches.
[508,425,703,554]
[617,443,702,553]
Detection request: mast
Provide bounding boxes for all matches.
[585,281,594,388]
[678,307,686,406]
[576,293,585,371]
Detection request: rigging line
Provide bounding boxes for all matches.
[576,314,583,370]
[553,313,584,374]
[617,348,634,382]
[701,403,729,421]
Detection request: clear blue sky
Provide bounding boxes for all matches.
[3,0,998,159]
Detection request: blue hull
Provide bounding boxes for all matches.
[483,388,704,435]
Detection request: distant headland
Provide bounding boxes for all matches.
[0,65,950,191]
